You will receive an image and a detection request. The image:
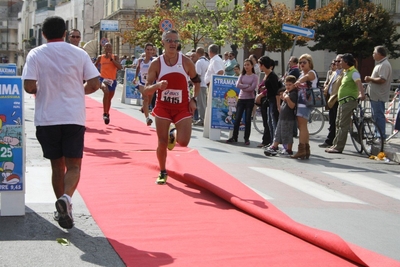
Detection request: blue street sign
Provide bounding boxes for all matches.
[282,23,315,38]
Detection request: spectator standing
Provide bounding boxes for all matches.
[249,54,261,76]
[225,52,238,76]
[94,42,123,124]
[22,16,101,229]
[255,56,280,148]
[291,54,318,159]
[193,47,210,126]
[223,51,230,65]
[264,75,298,156]
[365,45,392,139]
[233,64,241,76]
[226,58,258,145]
[205,44,225,85]
[325,53,365,153]
[319,54,344,148]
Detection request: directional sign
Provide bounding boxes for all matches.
[282,23,315,38]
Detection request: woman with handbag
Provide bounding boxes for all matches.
[291,54,318,159]
[255,56,280,148]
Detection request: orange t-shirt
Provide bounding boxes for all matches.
[100,55,118,80]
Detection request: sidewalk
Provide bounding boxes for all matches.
[0,93,125,267]
[384,135,400,163]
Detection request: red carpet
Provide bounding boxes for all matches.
[78,97,400,267]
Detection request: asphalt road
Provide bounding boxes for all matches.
[106,85,400,262]
[1,84,399,266]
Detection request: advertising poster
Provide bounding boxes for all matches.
[0,63,17,76]
[210,75,244,130]
[124,68,141,100]
[0,76,24,191]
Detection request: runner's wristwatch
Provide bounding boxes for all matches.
[191,96,197,103]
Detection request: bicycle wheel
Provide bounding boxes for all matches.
[349,118,363,153]
[359,118,384,157]
[252,106,264,134]
[308,108,325,135]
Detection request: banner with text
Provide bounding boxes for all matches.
[0,76,24,191]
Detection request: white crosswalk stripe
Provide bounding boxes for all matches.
[324,172,400,201]
[246,185,274,200]
[250,167,366,204]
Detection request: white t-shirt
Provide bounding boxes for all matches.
[195,56,209,88]
[204,55,225,85]
[22,42,100,126]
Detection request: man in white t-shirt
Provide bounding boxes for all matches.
[192,47,209,126]
[22,16,101,230]
[204,44,225,86]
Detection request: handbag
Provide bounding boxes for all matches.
[305,81,326,107]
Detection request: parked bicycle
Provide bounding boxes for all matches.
[308,107,326,135]
[253,105,326,135]
[347,95,384,156]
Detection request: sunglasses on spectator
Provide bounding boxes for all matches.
[70,35,81,38]
[164,39,180,44]
[299,61,308,65]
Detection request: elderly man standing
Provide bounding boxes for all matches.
[192,47,209,126]
[365,45,392,139]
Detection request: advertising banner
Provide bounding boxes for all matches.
[0,64,17,76]
[210,75,243,131]
[0,76,24,191]
[124,68,141,100]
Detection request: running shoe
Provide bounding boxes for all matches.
[53,211,59,221]
[146,117,153,126]
[168,125,176,151]
[156,171,168,185]
[264,146,278,156]
[103,113,110,125]
[55,196,74,229]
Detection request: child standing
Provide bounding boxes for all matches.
[264,75,298,156]
[227,59,259,145]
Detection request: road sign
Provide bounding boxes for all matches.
[100,37,109,47]
[159,19,174,32]
[282,23,315,38]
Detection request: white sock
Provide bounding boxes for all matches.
[62,194,72,204]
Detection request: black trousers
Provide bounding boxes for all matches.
[325,101,338,145]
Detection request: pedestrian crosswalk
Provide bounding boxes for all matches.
[324,172,400,201]
[249,167,400,205]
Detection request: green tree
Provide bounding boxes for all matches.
[309,1,400,61]
[237,0,310,74]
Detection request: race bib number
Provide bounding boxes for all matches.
[161,89,182,104]
[103,78,113,86]
[142,73,148,83]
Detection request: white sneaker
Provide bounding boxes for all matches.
[55,196,74,229]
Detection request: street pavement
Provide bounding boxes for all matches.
[0,84,399,266]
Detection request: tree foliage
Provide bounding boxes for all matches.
[309,0,400,59]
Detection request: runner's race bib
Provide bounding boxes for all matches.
[161,89,182,104]
[103,78,113,86]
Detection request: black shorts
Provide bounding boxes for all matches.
[36,124,85,159]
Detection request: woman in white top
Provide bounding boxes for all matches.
[249,54,261,76]
[291,54,318,160]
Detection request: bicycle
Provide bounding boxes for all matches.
[308,107,326,135]
[252,105,264,134]
[253,105,326,135]
[347,95,384,156]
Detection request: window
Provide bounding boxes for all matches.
[295,0,316,10]
[161,0,181,9]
